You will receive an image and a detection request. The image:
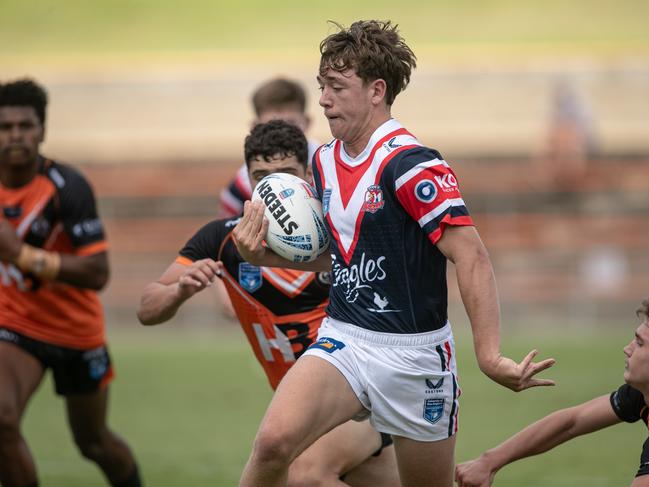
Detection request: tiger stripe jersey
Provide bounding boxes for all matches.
[0,159,108,349]
[176,217,330,389]
[312,118,473,334]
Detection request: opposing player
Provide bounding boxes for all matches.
[456,298,649,487]
[218,77,320,218]
[234,21,555,487]
[0,79,141,486]
[137,120,399,486]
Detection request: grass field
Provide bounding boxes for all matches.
[21,325,643,486]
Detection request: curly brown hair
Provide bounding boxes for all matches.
[637,299,649,321]
[319,20,417,106]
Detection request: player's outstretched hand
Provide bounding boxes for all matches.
[0,220,22,261]
[232,200,269,265]
[176,258,220,300]
[484,350,555,392]
[455,457,496,487]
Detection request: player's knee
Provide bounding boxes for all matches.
[0,402,21,438]
[251,429,296,469]
[73,431,111,462]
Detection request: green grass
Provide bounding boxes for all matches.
[1,0,647,60]
[22,325,642,486]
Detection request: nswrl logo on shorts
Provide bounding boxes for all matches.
[308,336,346,353]
[423,398,445,424]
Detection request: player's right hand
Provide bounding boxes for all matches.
[176,258,220,299]
[232,200,269,265]
[455,457,496,487]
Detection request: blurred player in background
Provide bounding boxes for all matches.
[138,120,399,486]
[216,78,321,319]
[456,298,649,487]
[0,79,141,487]
[218,77,320,219]
[234,20,555,487]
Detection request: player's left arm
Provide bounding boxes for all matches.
[436,224,555,391]
[0,189,109,291]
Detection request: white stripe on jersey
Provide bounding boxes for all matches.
[394,159,448,191]
[418,198,466,227]
[262,268,313,296]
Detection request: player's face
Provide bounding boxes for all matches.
[247,154,308,189]
[317,68,378,145]
[623,319,649,389]
[256,106,310,133]
[0,106,44,168]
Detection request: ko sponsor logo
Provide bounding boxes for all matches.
[434,174,458,192]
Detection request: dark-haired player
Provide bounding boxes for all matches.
[0,79,141,486]
[234,21,555,487]
[456,298,649,487]
[138,120,399,486]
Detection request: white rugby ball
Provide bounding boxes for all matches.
[251,173,330,263]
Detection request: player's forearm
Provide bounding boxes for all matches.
[481,399,616,473]
[455,248,501,371]
[253,249,332,272]
[137,282,187,326]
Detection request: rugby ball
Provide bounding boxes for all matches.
[251,173,330,263]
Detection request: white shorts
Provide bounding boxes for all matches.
[303,317,460,442]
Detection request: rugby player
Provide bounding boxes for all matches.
[456,298,649,487]
[137,119,399,486]
[0,79,141,487]
[233,20,555,487]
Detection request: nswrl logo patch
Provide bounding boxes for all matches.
[239,263,262,293]
[308,336,346,354]
[423,398,445,424]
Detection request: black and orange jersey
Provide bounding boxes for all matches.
[610,384,649,477]
[0,158,107,349]
[176,217,330,389]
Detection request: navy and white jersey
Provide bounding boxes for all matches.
[610,384,649,477]
[312,119,473,334]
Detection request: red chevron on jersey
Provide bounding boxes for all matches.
[315,119,421,265]
[394,158,472,244]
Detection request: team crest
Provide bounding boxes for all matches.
[423,398,445,424]
[308,336,346,353]
[239,263,262,292]
[322,188,332,216]
[362,185,384,213]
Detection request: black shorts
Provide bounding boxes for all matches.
[0,327,114,396]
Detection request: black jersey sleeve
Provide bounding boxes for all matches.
[610,384,646,423]
[50,164,106,249]
[178,218,236,262]
[637,438,649,477]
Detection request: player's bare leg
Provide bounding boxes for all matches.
[287,419,399,487]
[344,444,399,487]
[0,341,45,487]
[240,355,366,487]
[66,388,140,486]
[393,435,456,487]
